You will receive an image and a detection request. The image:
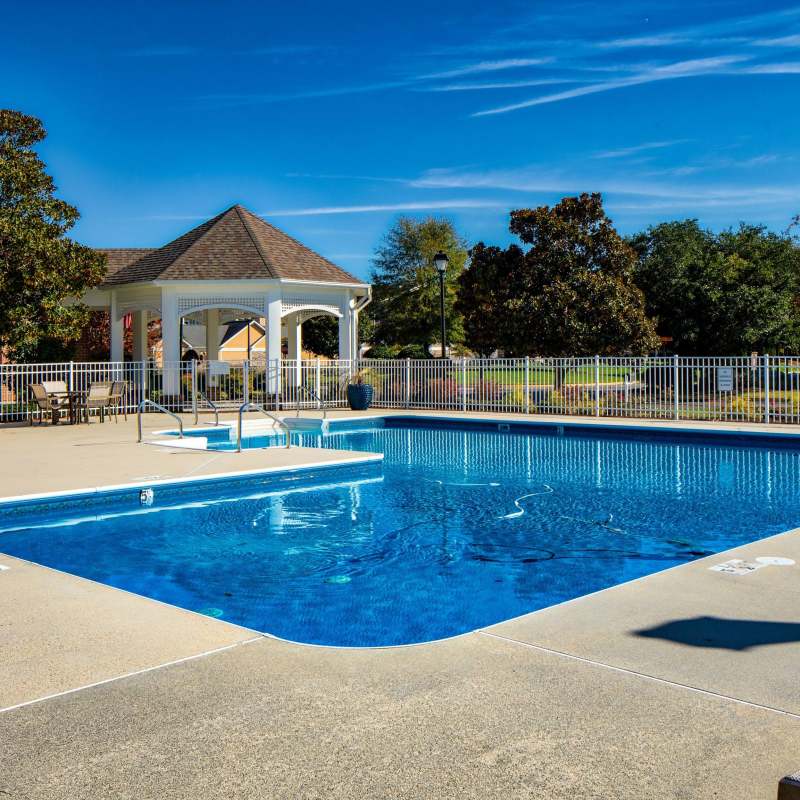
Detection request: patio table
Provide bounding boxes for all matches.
[66,390,87,425]
[47,391,86,425]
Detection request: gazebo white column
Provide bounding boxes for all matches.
[338,303,353,363]
[132,310,148,361]
[206,308,220,361]
[265,289,282,395]
[109,293,124,363]
[286,313,302,386]
[161,291,181,396]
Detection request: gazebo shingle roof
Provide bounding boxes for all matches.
[99,205,361,286]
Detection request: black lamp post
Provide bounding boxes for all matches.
[434,250,449,359]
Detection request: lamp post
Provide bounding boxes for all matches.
[434,250,449,359]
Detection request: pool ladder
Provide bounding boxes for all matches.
[295,385,327,420]
[237,401,291,452]
[194,389,220,426]
[137,399,184,443]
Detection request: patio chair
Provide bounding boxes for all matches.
[29,383,66,425]
[85,381,113,423]
[109,380,128,421]
[42,380,68,396]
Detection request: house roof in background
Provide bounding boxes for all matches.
[98,205,363,287]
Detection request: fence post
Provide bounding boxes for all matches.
[140,360,147,407]
[522,356,529,415]
[191,359,198,424]
[673,354,680,420]
[243,360,250,407]
[69,361,74,392]
[315,358,321,406]
[405,358,411,409]
[594,355,600,417]
[462,357,467,412]
[764,354,770,425]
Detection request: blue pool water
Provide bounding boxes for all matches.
[2,419,800,646]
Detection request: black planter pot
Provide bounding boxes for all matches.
[347,383,374,411]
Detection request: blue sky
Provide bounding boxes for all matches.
[4,0,800,279]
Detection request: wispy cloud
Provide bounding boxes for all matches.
[127,46,196,57]
[418,58,552,80]
[754,34,800,47]
[597,33,693,49]
[199,80,410,106]
[472,55,751,116]
[409,165,799,206]
[593,140,689,159]
[420,78,577,92]
[261,199,506,217]
[285,172,407,184]
[741,61,800,74]
[247,45,320,55]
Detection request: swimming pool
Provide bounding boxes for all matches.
[2,418,800,647]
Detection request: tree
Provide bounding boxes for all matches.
[456,242,524,356]
[301,315,339,358]
[0,110,106,361]
[459,194,659,356]
[369,217,467,355]
[300,313,375,359]
[631,220,800,354]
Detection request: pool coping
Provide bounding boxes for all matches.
[0,452,384,508]
[151,411,800,454]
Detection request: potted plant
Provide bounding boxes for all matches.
[347,369,374,410]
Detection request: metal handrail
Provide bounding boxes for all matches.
[137,399,184,443]
[238,401,291,451]
[194,390,220,426]
[295,385,327,420]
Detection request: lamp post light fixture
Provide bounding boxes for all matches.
[433,250,449,359]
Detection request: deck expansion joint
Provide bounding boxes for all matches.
[478,630,800,720]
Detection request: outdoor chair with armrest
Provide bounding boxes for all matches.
[85,381,113,423]
[29,383,66,425]
[109,380,128,421]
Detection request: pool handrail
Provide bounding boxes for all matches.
[194,389,220,427]
[295,385,327,420]
[238,401,291,451]
[137,399,184,443]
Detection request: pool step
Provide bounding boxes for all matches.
[282,417,328,433]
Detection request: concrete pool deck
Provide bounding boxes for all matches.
[1,410,800,797]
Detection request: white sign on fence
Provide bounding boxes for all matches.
[208,361,230,377]
[717,366,734,392]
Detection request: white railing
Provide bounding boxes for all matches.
[2,355,799,425]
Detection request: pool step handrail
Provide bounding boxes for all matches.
[295,385,327,420]
[194,390,220,427]
[238,401,291,451]
[137,399,184,443]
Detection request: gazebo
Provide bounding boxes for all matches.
[80,204,371,394]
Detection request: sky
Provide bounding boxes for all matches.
[3,0,800,280]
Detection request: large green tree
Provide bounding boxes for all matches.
[0,110,106,360]
[456,242,523,356]
[459,194,659,356]
[368,217,467,355]
[631,220,800,354]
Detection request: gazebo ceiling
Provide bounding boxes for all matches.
[97,204,362,287]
